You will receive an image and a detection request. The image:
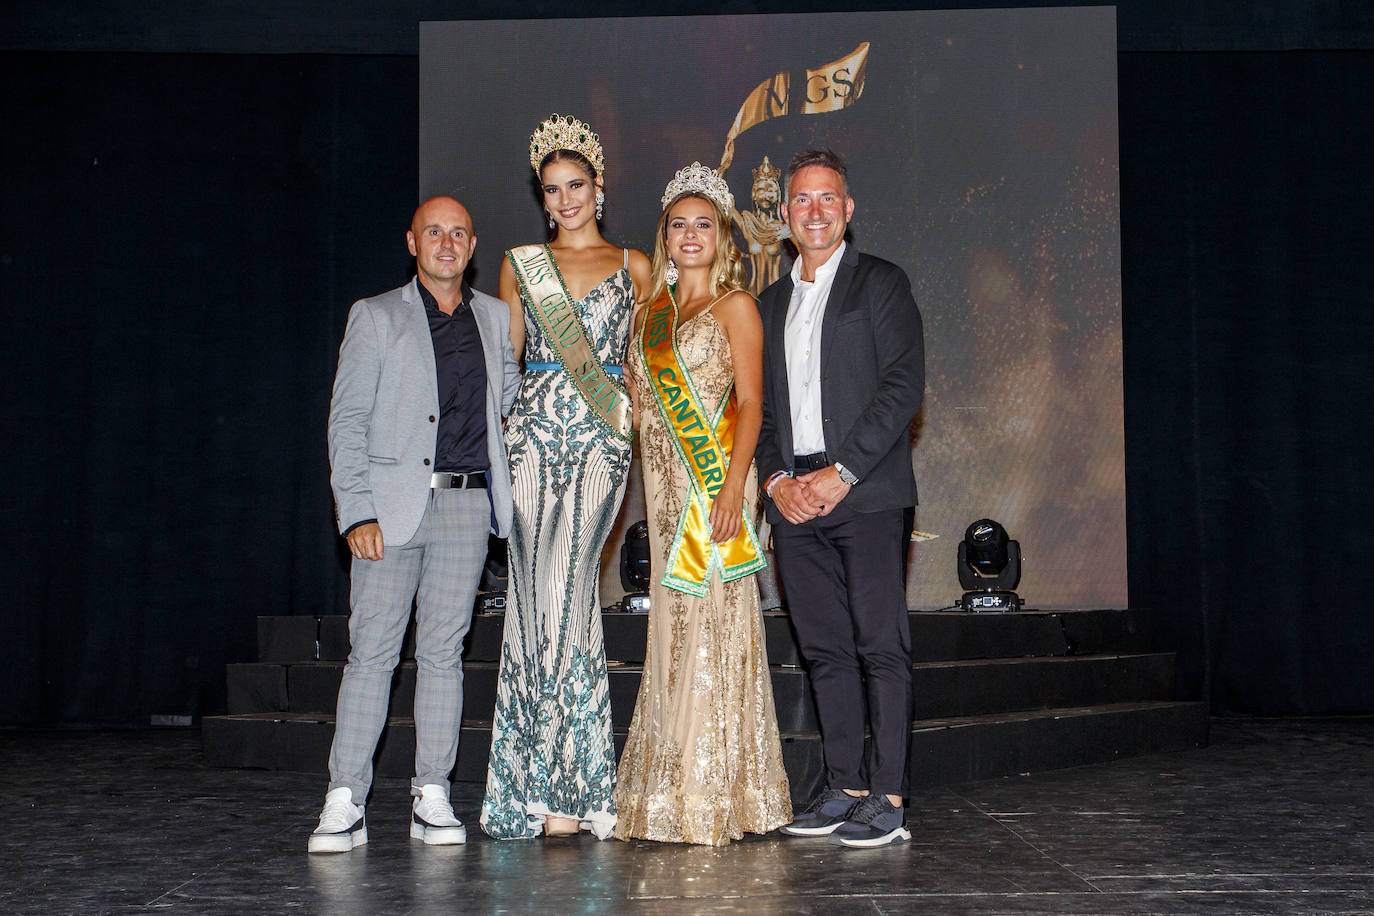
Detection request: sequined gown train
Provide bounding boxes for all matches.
[481,254,634,840]
[613,305,792,845]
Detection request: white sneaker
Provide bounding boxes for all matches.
[307,787,367,853]
[411,784,467,845]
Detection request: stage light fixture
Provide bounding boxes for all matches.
[618,520,651,612]
[957,518,1022,612]
[476,534,508,614]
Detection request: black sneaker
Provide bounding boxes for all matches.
[779,788,860,837]
[828,794,911,848]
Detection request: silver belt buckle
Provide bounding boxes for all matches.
[431,472,466,489]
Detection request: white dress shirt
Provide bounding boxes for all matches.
[784,242,846,456]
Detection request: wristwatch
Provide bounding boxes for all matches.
[834,462,859,485]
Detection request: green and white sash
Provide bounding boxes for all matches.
[508,244,633,441]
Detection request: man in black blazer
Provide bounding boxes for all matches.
[758,150,925,848]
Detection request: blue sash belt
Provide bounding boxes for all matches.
[525,361,623,377]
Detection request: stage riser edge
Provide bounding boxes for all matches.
[225,653,1178,730]
[202,701,1208,796]
[256,608,1153,666]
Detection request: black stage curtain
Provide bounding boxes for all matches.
[5,1,1374,55]
[3,14,1374,724]
[2,53,414,724]
[1120,49,1374,715]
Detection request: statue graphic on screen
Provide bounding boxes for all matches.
[729,156,790,295]
[711,43,869,291]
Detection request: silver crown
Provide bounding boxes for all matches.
[660,162,735,213]
[528,113,605,175]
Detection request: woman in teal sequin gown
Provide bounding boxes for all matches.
[481,122,650,839]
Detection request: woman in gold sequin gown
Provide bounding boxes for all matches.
[613,169,791,845]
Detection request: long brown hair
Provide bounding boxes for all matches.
[643,192,745,306]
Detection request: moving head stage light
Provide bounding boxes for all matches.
[957,518,1022,612]
[617,520,651,612]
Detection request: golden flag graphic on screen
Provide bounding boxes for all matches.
[717,42,869,174]
[718,43,869,293]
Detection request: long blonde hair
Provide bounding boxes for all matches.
[643,192,745,306]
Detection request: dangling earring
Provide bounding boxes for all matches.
[665,258,679,285]
[717,272,727,288]
[545,208,555,230]
[595,189,605,221]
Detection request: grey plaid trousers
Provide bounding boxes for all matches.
[327,487,488,799]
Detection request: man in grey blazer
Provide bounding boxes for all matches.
[308,196,520,853]
[758,151,925,848]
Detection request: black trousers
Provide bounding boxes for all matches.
[773,505,913,798]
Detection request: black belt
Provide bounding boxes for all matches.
[793,451,830,472]
[430,471,487,490]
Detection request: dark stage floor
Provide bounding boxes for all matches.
[2,718,1371,914]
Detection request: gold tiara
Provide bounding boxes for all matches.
[528,113,604,175]
[660,161,735,214]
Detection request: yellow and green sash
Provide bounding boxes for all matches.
[640,288,765,596]
[508,244,632,441]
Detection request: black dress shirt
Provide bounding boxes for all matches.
[419,280,488,474]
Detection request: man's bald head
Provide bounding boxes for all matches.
[407,196,477,289]
[411,196,475,238]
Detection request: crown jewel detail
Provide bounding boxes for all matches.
[752,155,781,187]
[660,161,735,213]
[529,113,604,175]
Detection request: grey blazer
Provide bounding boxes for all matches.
[328,278,520,544]
[757,246,925,522]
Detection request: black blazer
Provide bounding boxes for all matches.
[756,245,925,522]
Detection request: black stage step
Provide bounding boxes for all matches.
[225,651,1178,732]
[253,607,1153,666]
[208,606,1204,792]
[202,700,1209,795]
